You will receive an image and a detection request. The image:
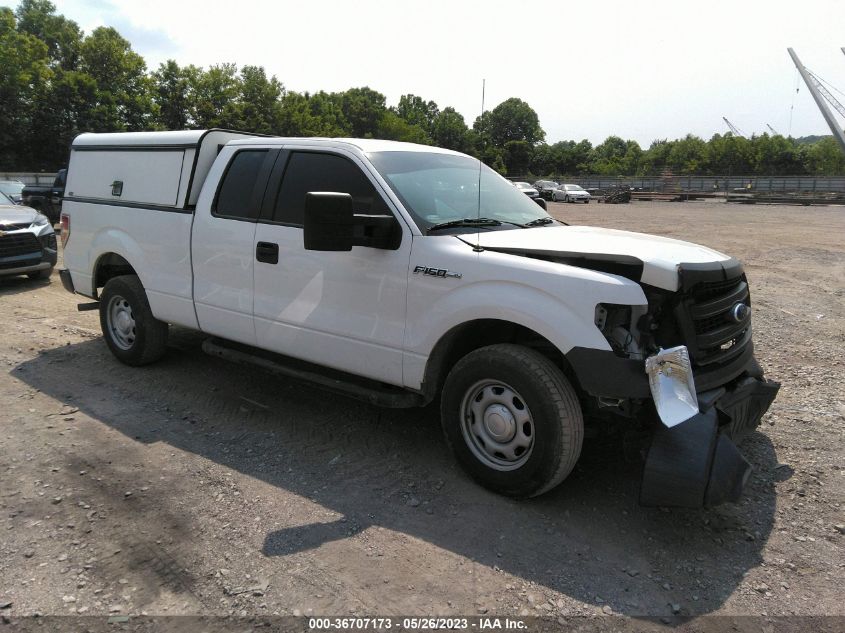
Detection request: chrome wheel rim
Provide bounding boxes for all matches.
[106,294,136,350]
[460,380,535,471]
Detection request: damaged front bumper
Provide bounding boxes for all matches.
[566,345,780,507]
[640,375,779,507]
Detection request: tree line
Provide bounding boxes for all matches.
[3,0,844,176]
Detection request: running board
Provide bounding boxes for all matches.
[201,337,424,409]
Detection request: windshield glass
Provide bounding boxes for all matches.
[368,151,551,232]
[565,184,585,191]
[0,191,14,205]
[0,182,23,196]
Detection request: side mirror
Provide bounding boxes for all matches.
[303,192,400,252]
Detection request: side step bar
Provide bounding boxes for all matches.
[201,337,424,409]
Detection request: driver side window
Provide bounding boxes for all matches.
[270,152,390,226]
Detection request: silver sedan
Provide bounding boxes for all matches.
[552,184,591,203]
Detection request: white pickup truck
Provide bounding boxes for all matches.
[59,130,779,507]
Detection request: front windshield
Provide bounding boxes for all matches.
[565,185,585,191]
[368,151,551,232]
[0,191,14,205]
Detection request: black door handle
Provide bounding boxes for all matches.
[256,241,279,264]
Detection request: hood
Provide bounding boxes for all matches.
[0,204,40,225]
[472,225,731,291]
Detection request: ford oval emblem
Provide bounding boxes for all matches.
[731,303,750,323]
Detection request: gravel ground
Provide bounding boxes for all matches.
[0,200,842,621]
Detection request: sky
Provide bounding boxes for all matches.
[43,0,845,147]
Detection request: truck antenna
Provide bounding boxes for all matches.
[475,79,486,251]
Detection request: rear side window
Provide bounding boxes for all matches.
[271,152,389,226]
[214,150,268,220]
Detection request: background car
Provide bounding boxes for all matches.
[0,180,25,205]
[533,180,559,200]
[552,184,591,203]
[513,181,540,199]
[0,190,57,280]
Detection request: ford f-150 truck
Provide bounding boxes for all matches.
[58,129,779,507]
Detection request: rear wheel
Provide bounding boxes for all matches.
[440,344,583,497]
[99,275,168,366]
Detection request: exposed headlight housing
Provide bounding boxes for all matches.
[30,214,50,228]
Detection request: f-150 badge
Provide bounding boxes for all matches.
[413,265,462,279]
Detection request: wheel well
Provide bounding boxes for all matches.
[421,319,576,403]
[93,253,137,297]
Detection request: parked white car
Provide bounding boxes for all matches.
[0,180,25,205]
[553,184,591,203]
[0,191,57,280]
[512,181,540,199]
[58,130,778,507]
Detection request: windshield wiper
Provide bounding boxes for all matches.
[524,217,556,227]
[427,217,503,232]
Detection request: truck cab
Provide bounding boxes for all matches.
[59,130,779,507]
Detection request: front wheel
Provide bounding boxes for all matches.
[440,344,584,497]
[565,195,571,203]
[99,275,168,366]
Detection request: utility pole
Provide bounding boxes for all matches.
[787,48,845,155]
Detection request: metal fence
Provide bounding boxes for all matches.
[529,175,845,193]
[0,172,58,185]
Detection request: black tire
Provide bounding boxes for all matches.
[99,275,168,366]
[440,344,583,497]
[565,195,570,203]
[28,266,53,280]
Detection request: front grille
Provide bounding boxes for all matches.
[0,232,42,269]
[0,222,30,231]
[688,277,750,364]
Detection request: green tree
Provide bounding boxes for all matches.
[340,87,387,137]
[278,91,350,137]
[191,63,241,129]
[432,107,471,152]
[377,110,430,143]
[151,60,200,130]
[79,26,154,131]
[235,65,283,134]
[14,0,81,70]
[503,140,533,175]
[751,134,803,175]
[705,133,754,174]
[588,136,628,174]
[638,139,674,175]
[394,94,439,136]
[476,98,544,147]
[666,134,707,173]
[0,7,51,169]
[802,137,845,175]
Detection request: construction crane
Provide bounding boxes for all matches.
[804,69,845,119]
[722,117,746,137]
[787,48,845,155]
[766,124,780,135]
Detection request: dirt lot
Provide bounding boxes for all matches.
[0,200,843,621]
